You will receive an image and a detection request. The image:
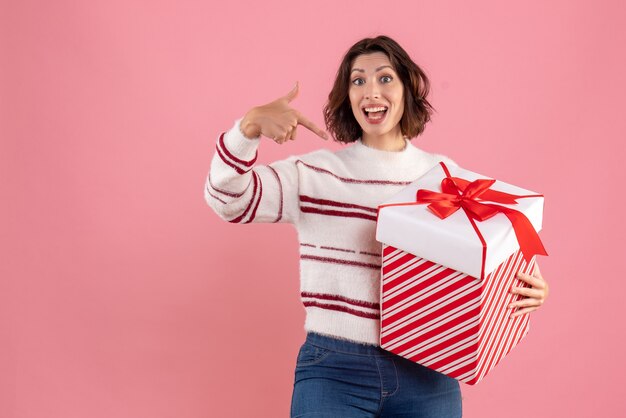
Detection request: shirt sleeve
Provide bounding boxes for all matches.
[204,118,300,225]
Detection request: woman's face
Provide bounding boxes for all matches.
[348,52,405,139]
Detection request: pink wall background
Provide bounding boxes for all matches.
[2,0,625,417]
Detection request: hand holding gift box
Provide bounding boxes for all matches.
[375,161,548,385]
[509,263,549,318]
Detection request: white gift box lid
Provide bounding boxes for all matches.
[376,162,544,279]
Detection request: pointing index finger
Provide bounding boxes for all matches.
[296,111,328,140]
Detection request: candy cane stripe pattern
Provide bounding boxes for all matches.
[380,244,535,385]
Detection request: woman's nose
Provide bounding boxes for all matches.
[365,81,381,99]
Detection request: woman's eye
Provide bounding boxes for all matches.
[352,78,364,86]
[381,75,392,83]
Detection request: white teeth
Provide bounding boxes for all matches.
[364,106,387,112]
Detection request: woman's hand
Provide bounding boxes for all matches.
[240,81,328,144]
[509,263,549,318]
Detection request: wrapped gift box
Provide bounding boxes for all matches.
[376,162,547,385]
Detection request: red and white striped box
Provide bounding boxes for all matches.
[376,162,547,385]
[380,245,535,384]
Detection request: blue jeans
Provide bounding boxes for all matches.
[290,332,462,418]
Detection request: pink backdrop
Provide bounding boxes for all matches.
[2,0,625,417]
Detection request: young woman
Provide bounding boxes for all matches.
[205,35,549,418]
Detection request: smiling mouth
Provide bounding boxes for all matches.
[362,106,388,122]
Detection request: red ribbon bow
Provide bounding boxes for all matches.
[377,162,548,280]
[415,170,547,264]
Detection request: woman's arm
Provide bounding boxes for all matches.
[204,118,301,224]
[204,82,328,225]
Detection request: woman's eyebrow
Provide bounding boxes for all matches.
[350,65,394,73]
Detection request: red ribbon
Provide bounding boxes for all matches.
[378,162,548,278]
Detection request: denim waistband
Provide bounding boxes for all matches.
[305,332,395,357]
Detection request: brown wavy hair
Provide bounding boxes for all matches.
[323,35,435,144]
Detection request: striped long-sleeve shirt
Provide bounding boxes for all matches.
[204,117,456,345]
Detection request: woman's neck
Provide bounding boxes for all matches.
[361,128,406,152]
